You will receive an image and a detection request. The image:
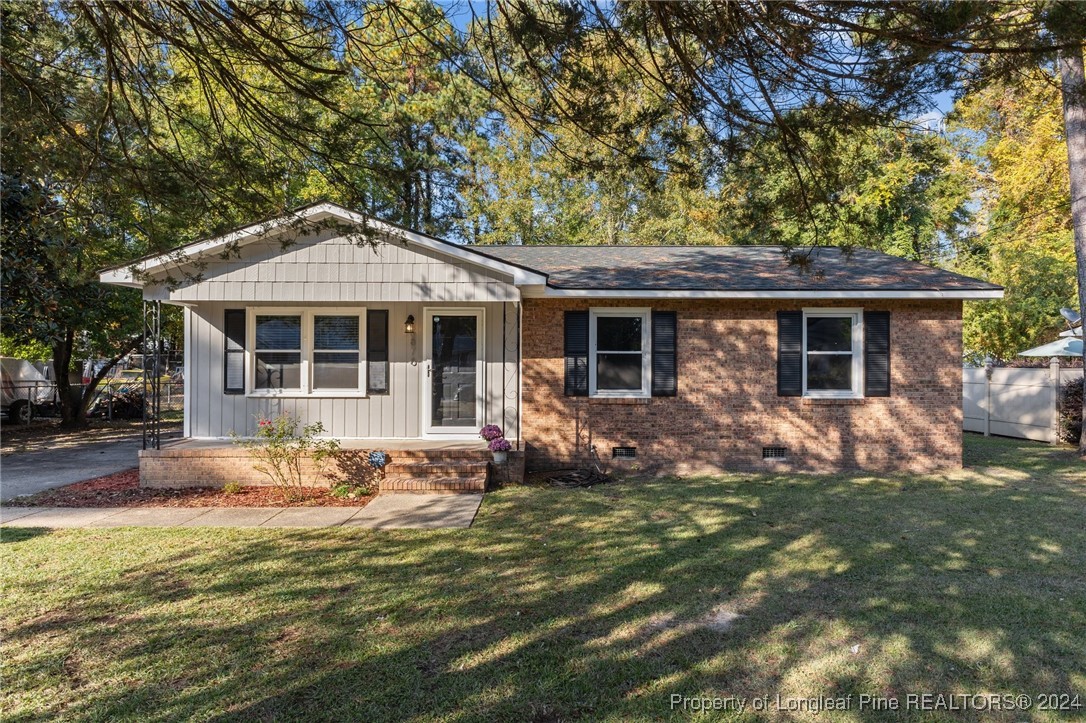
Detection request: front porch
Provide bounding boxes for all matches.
[139,438,525,493]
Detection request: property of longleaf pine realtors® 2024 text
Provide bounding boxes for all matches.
[668,693,1083,713]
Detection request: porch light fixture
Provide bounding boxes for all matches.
[404,315,416,334]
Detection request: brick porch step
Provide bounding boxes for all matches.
[384,449,491,462]
[383,460,489,477]
[380,475,487,493]
[375,453,490,492]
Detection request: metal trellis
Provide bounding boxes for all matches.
[142,300,163,450]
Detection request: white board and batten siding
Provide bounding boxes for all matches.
[963,363,1083,442]
[167,229,521,439]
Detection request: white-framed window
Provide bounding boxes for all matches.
[802,308,863,398]
[247,308,366,397]
[589,308,651,398]
[312,314,363,391]
[254,313,302,391]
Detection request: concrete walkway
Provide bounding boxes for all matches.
[0,493,483,530]
[1,429,179,502]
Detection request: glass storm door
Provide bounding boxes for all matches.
[424,309,483,434]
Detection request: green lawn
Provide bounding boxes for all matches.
[2,435,1084,722]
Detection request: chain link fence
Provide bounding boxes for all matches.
[2,378,184,424]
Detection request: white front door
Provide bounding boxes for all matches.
[422,308,484,436]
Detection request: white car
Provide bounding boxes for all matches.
[1,357,56,424]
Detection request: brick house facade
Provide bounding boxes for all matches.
[520,298,963,473]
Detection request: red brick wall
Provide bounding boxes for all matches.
[139,447,524,489]
[139,447,339,488]
[521,298,963,473]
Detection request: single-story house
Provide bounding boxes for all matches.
[101,201,1003,490]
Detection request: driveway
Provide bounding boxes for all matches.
[1,430,178,503]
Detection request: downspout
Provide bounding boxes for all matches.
[516,300,522,452]
[502,302,507,437]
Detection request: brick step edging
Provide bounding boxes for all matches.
[380,476,487,492]
[383,462,489,475]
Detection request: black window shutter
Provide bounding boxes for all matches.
[564,310,589,396]
[652,311,677,396]
[367,310,390,395]
[777,311,802,396]
[864,311,891,397]
[224,309,246,394]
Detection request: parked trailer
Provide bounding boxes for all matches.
[0,357,56,424]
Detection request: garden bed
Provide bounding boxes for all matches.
[19,469,373,508]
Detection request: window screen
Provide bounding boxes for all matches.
[313,315,360,390]
[805,316,854,392]
[254,315,302,390]
[595,315,644,392]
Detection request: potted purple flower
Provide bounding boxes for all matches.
[488,436,512,464]
[479,424,503,442]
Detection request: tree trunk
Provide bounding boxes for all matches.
[52,327,143,428]
[1058,44,1086,454]
[75,337,141,419]
[52,328,81,427]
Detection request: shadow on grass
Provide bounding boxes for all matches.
[0,527,49,544]
[2,435,1084,721]
[962,431,1082,471]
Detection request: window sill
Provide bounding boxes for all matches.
[246,392,368,399]
[801,397,866,406]
[587,396,651,405]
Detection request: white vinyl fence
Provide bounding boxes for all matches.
[963,361,1083,442]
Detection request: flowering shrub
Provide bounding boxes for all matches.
[368,450,388,468]
[231,413,340,501]
[488,437,512,453]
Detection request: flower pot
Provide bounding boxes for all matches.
[492,451,508,464]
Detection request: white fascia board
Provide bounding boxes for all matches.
[99,202,547,288]
[100,212,310,285]
[520,285,1003,300]
[99,268,143,288]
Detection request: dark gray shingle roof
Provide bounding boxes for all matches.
[473,245,1000,292]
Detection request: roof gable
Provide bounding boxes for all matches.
[99,202,546,289]
[157,227,521,304]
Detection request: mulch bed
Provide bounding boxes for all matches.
[20,469,374,508]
